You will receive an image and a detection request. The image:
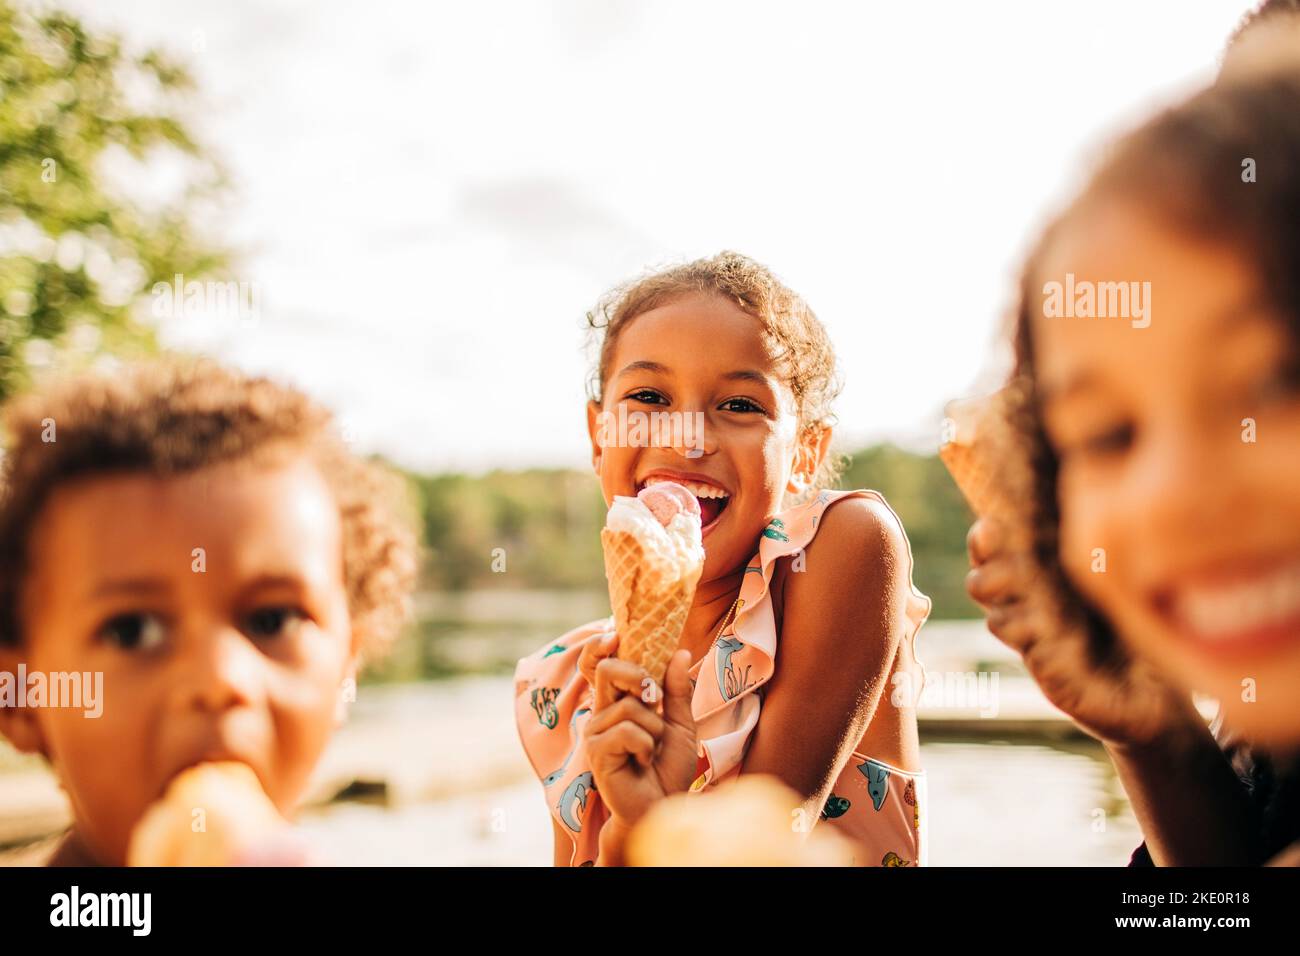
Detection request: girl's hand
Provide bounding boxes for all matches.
[583,643,698,827]
[965,517,1201,747]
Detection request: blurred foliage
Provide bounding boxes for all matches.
[408,444,979,619]
[411,468,607,591]
[838,444,979,619]
[0,1,227,400]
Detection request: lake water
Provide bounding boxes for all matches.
[1,601,1144,866]
[296,733,1142,866]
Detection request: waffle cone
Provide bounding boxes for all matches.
[601,527,701,685]
[938,440,1007,519]
[940,384,1034,523]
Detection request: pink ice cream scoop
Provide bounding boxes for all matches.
[638,481,700,526]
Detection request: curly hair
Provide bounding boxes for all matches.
[1007,71,1300,668]
[0,358,417,662]
[585,250,845,490]
[1228,0,1300,48]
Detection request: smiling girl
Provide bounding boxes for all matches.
[966,71,1300,864]
[514,252,931,866]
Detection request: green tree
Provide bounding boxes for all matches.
[0,2,226,400]
[838,443,979,619]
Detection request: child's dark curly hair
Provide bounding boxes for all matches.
[1007,71,1300,668]
[0,357,417,662]
[1223,0,1300,77]
[1228,0,1300,48]
[585,250,845,490]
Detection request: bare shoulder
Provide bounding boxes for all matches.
[794,494,909,590]
[771,494,911,673]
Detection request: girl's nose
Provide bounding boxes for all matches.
[672,409,715,459]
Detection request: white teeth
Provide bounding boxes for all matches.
[1173,560,1300,641]
[644,478,729,500]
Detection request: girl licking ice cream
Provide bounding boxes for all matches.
[514,251,932,866]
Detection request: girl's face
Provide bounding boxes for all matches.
[587,292,825,586]
[0,455,356,865]
[1034,199,1300,745]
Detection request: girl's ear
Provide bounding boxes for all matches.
[0,646,48,757]
[586,400,605,477]
[787,424,833,495]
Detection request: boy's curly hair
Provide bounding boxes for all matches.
[585,250,845,490]
[1008,72,1300,669]
[0,358,417,661]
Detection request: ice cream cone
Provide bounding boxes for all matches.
[602,526,701,685]
[939,384,1032,527]
[127,762,285,867]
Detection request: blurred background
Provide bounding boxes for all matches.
[0,0,1258,864]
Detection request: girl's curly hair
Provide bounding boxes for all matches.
[1008,70,1300,668]
[585,250,845,490]
[0,357,417,662]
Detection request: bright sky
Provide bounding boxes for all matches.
[60,0,1254,473]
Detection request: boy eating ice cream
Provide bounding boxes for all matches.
[0,359,415,865]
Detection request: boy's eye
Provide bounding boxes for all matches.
[243,606,306,640]
[98,613,167,652]
[719,397,764,414]
[625,389,667,405]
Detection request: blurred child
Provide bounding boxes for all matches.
[0,359,415,865]
[966,71,1300,864]
[514,252,931,866]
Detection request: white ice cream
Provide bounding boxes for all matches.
[606,495,705,572]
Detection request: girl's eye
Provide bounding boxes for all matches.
[243,606,306,640]
[719,397,764,414]
[1067,423,1135,461]
[98,613,167,652]
[625,389,667,405]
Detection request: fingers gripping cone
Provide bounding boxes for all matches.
[600,482,705,686]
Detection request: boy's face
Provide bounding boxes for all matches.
[1034,200,1300,745]
[586,292,827,587]
[2,454,355,865]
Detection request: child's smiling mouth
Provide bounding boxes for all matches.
[1149,554,1300,660]
[636,470,731,537]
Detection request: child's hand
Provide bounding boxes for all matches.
[965,517,1201,747]
[583,643,698,827]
